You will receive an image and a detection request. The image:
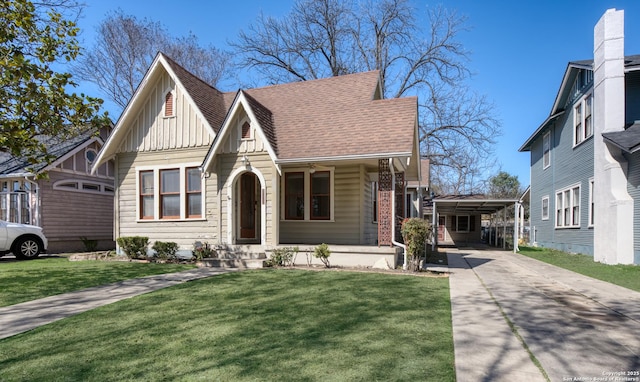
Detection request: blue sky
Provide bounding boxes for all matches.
[72,0,640,188]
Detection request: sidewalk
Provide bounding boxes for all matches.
[0,267,237,340]
[448,247,640,382]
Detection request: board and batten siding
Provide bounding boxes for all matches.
[280,164,364,245]
[529,108,594,255]
[119,72,213,153]
[39,170,114,252]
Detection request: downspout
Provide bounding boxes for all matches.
[389,158,408,270]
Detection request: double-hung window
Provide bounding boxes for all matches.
[541,196,549,220]
[137,165,203,220]
[555,184,580,228]
[283,168,334,221]
[573,93,593,146]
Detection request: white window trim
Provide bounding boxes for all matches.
[53,179,114,195]
[541,195,550,221]
[135,163,205,222]
[588,177,594,228]
[85,148,97,172]
[572,92,593,148]
[543,131,551,169]
[238,117,253,141]
[280,167,335,222]
[455,215,470,232]
[555,183,581,229]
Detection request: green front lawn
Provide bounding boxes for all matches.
[0,257,196,307]
[518,246,640,292]
[0,269,454,381]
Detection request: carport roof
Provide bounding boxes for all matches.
[433,194,519,215]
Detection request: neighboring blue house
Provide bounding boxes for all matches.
[520,8,639,265]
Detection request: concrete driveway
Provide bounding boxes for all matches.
[448,247,640,381]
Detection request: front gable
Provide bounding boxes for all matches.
[93,53,220,172]
[116,71,214,154]
[202,91,279,174]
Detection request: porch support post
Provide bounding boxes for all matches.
[513,202,520,253]
[503,207,507,249]
[378,159,393,246]
[431,201,437,251]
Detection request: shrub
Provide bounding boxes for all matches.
[265,246,299,267]
[313,243,331,268]
[192,241,216,261]
[401,218,432,271]
[79,237,98,252]
[152,241,179,262]
[116,236,150,260]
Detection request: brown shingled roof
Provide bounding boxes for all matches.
[242,71,417,160]
[164,54,417,161]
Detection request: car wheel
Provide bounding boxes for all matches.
[13,237,42,260]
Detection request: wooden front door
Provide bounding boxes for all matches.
[438,216,446,242]
[239,173,257,240]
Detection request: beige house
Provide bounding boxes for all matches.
[93,53,422,267]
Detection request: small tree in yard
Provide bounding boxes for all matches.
[314,243,331,268]
[116,236,149,260]
[401,218,432,271]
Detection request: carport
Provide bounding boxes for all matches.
[431,195,523,252]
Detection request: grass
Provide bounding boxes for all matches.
[0,256,196,307]
[518,246,640,292]
[0,269,454,381]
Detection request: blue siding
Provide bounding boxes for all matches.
[529,96,594,255]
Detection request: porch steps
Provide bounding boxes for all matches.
[197,245,267,269]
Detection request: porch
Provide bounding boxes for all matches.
[197,244,401,269]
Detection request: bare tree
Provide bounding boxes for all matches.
[74,9,231,112]
[232,0,501,192]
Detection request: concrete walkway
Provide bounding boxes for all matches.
[0,267,238,340]
[448,247,640,382]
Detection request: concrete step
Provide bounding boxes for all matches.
[197,257,266,269]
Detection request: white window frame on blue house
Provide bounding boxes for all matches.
[573,92,593,147]
[555,183,581,228]
[541,195,549,220]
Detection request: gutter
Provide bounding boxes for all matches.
[389,158,408,270]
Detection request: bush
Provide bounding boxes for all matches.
[116,236,150,260]
[401,218,432,271]
[192,241,216,261]
[79,237,98,252]
[313,243,331,268]
[265,246,299,267]
[152,241,179,262]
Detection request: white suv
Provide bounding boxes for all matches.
[0,220,48,260]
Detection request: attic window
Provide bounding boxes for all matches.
[164,91,174,117]
[241,121,251,139]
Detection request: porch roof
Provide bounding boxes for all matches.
[432,194,519,215]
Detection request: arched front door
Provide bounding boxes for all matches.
[238,172,260,243]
